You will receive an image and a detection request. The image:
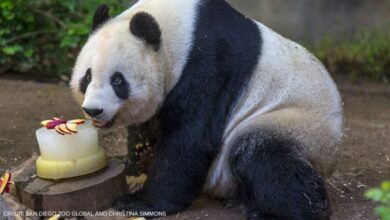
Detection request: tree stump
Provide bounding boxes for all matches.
[14,157,127,213]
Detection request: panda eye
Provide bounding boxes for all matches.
[110,72,129,100]
[112,75,123,85]
[111,72,126,86]
[79,68,92,94]
[86,71,92,82]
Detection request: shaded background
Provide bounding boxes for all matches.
[0,1,389,220]
[1,0,389,81]
[229,0,390,43]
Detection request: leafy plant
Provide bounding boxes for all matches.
[309,29,390,83]
[0,0,131,78]
[2,1,390,82]
[365,181,390,220]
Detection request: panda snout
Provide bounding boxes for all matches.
[83,107,104,118]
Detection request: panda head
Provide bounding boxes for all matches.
[70,5,166,128]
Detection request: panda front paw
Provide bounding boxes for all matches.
[113,194,154,213]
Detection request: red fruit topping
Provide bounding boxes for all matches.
[46,119,66,129]
[58,124,72,134]
[68,119,85,125]
[66,122,78,133]
[41,118,87,136]
[54,126,65,135]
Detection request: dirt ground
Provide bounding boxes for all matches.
[0,78,389,220]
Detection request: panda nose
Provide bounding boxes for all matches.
[83,107,104,118]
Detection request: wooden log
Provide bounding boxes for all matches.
[14,157,128,213]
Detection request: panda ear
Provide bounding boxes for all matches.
[91,4,110,32]
[130,12,161,51]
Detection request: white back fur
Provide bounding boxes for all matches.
[204,23,343,197]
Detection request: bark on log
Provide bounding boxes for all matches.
[13,157,127,213]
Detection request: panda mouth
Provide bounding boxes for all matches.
[92,116,116,129]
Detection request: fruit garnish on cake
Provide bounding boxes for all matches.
[35,118,107,179]
[40,117,85,135]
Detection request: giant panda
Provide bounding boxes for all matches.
[70,0,343,219]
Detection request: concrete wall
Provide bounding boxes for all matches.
[227,0,390,43]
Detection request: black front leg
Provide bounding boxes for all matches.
[126,117,160,176]
[113,126,216,216]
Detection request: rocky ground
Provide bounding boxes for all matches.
[0,78,389,220]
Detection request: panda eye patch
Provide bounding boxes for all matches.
[110,72,129,100]
[79,68,92,94]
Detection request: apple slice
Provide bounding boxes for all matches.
[53,117,62,120]
[68,119,85,125]
[0,172,11,194]
[65,122,78,133]
[40,120,52,127]
[58,124,72,134]
[54,126,65,135]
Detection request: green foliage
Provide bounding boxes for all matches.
[309,29,390,82]
[0,0,130,77]
[2,1,390,82]
[365,181,390,220]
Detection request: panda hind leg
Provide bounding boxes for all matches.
[228,130,331,220]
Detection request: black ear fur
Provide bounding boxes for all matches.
[130,12,162,51]
[91,4,110,32]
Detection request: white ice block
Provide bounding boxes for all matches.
[35,120,107,179]
[36,120,99,161]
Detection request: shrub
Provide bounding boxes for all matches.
[309,29,390,83]
[0,0,130,78]
[365,181,390,220]
[2,1,390,82]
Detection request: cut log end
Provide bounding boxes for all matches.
[14,157,128,212]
